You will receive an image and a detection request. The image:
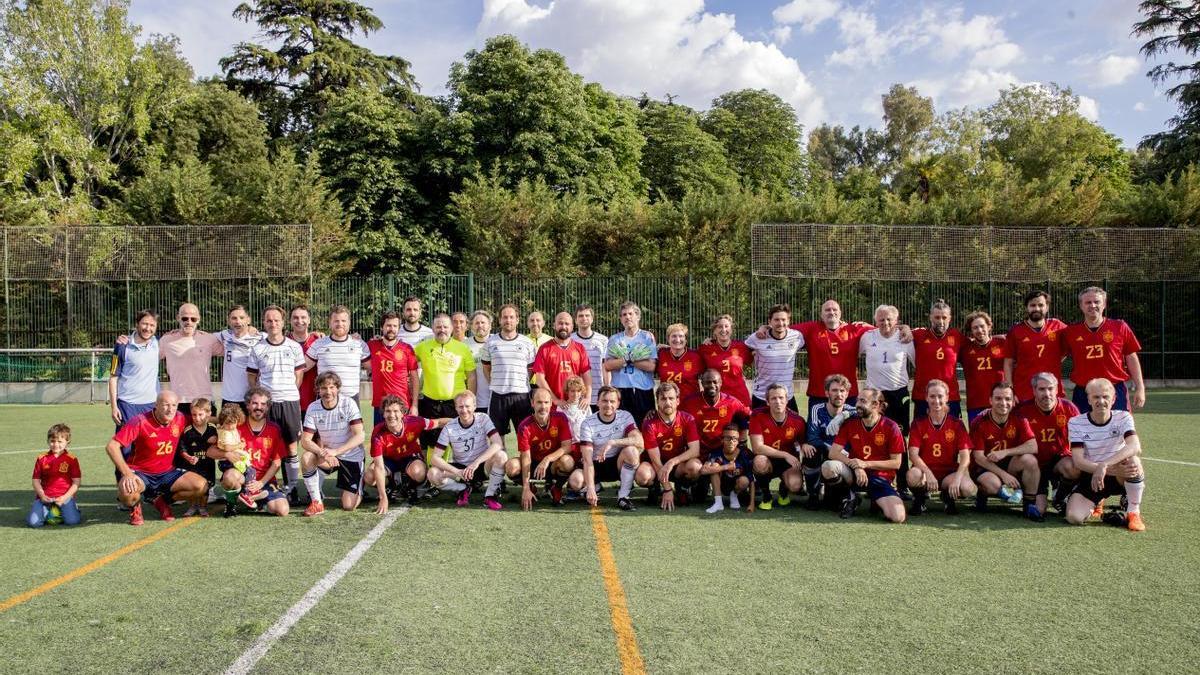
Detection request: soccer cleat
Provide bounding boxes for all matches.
[549,483,564,506]
[152,495,175,522]
[839,493,861,519]
[129,503,144,526]
[287,491,302,508]
[1090,503,1104,519]
[758,498,773,511]
[943,497,960,515]
[1024,504,1045,522]
[910,494,928,516]
[1126,512,1145,532]
[617,497,635,511]
[974,493,988,513]
[1051,493,1067,514]
[1101,510,1128,528]
[197,506,209,518]
[223,501,237,518]
[456,486,472,507]
[705,499,724,514]
[775,494,792,508]
[237,492,258,510]
[303,501,325,517]
[805,491,822,511]
[644,484,662,506]
[183,505,199,518]
[483,496,503,511]
[997,486,1023,505]
[897,487,914,502]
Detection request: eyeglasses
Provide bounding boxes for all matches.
[179,317,199,323]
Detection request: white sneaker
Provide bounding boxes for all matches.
[706,499,725,514]
[729,493,742,510]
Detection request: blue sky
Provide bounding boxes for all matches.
[130,0,1176,148]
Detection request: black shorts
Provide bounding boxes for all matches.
[759,455,799,478]
[488,391,532,436]
[802,446,828,469]
[419,398,457,448]
[881,387,911,434]
[716,472,751,495]
[618,387,655,425]
[592,454,624,483]
[320,458,364,494]
[1071,474,1124,504]
[180,456,216,485]
[383,454,424,476]
[972,456,1013,480]
[268,401,303,445]
[1037,456,1069,495]
[751,395,799,413]
[450,461,489,485]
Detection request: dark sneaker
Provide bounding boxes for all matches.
[617,497,635,511]
[839,493,860,519]
[1024,503,1045,522]
[910,493,928,516]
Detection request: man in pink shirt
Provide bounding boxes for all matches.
[159,303,223,417]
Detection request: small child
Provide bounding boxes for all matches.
[559,376,590,439]
[177,397,217,517]
[216,404,256,515]
[700,423,753,514]
[29,423,82,527]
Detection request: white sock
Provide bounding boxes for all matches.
[730,492,741,510]
[1125,475,1145,514]
[303,470,323,503]
[485,465,505,497]
[706,497,724,513]
[618,463,636,499]
[284,456,300,492]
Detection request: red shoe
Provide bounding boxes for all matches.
[152,495,175,522]
[550,483,564,506]
[1127,512,1146,532]
[129,503,144,526]
[303,501,325,517]
[237,492,258,510]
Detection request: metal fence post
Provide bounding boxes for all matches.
[468,273,476,314]
[1161,278,1167,380]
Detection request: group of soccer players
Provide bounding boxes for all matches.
[31,286,1148,532]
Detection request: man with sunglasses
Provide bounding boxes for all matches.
[158,303,225,417]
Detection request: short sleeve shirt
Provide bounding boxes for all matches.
[303,395,365,462]
[435,414,499,464]
[414,338,476,402]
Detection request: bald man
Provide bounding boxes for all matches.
[158,303,224,417]
[532,312,592,406]
[107,391,208,525]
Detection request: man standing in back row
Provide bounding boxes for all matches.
[605,302,657,424]
[1060,287,1144,413]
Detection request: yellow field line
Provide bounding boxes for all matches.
[0,517,200,613]
[589,507,647,675]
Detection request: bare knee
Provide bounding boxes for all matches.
[752,455,771,475]
[634,463,655,486]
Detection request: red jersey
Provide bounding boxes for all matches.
[239,421,285,479]
[531,340,591,400]
[794,321,872,397]
[748,409,806,456]
[656,348,704,400]
[32,451,81,499]
[969,413,1034,458]
[912,328,965,401]
[907,415,972,475]
[833,416,905,481]
[680,392,751,451]
[641,411,700,462]
[1016,399,1079,463]
[368,339,419,407]
[1059,319,1141,386]
[1004,319,1067,401]
[114,411,188,474]
[697,341,752,406]
[371,417,437,460]
[293,333,321,411]
[961,336,1007,410]
[517,411,574,463]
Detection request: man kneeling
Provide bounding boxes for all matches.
[906,379,976,515]
[1064,378,1147,532]
[822,388,906,523]
[365,395,449,514]
[428,390,507,510]
[507,388,583,510]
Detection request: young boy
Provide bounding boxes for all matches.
[29,424,82,527]
[701,423,754,513]
[177,397,217,517]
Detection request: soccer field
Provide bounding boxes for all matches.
[2,396,1199,674]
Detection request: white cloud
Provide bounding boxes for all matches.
[478,0,825,126]
[971,42,1022,69]
[771,25,793,46]
[1133,101,1146,112]
[825,6,1019,72]
[1077,95,1100,121]
[1093,54,1139,87]
[934,14,1006,57]
[771,0,840,33]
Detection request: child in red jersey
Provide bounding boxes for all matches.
[29,424,82,527]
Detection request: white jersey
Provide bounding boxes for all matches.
[306,335,370,398]
[578,410,638,461]
[482,333,536,396]
[859,329,915,391]
[219,329,262,403]
[435,414,500,464]
[571,331,609,404]
[398,324,433,350]
[303,395,365,462]
[462,336,492,408]
[559,402,590,439]
[248,336,305,402]
[1069,410,1136,464]
[743,329,805,399]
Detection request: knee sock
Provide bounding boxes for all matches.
[284,455,300,492]
[804,467,821,494]
[485,465,505,498]
[755,471,773,498]
[1124,475,1145,514]
[224,488,240,503]
[618,462,636,499]
[303,469,322,503]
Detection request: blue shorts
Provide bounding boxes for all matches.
[116,400,155,434]
[133,468,187,500]
[865,475,899,502]
[260,481,286,503]
[1072,381,1128,414]
[384,455,423,475]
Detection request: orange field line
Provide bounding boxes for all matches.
[590,507,647,675]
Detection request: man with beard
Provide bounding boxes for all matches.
[912,299,965,421]
[805,374,854,509]
[506,388,581,509]
[636,382,702,512]
[571,304,610,410]
[1003,290,1066,404]
[214,387,289,517]
[532,312,592,407]
[1015,372,1081,515]
[679,369,751,505]
[367,311,420,425]
[823,388,906,523]
[482,304,537,436]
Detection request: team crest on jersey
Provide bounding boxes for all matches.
[718,407,727,417]
[550,426,560,437]
[59,463,69,473]
[1056,415,1066,426]
[785,429,795,439]
[1005,427,1015,439]
[263,438,272,449]
[683,362,693,372]
[874,432,885,445]
[673,427,682,438]
[406,432,415,441]
[991,346,1003,356]
[948,336,956,346]
[945,429,956,441]
[1047,331,1057,340]
[1103,331,1114,343]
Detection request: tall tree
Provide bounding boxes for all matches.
[220,0,416,138]
[1133,0,1200,179]
[445,35,645,202]
[700,89,802,197]
[639,100,738,202]
[881,84,935,165]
